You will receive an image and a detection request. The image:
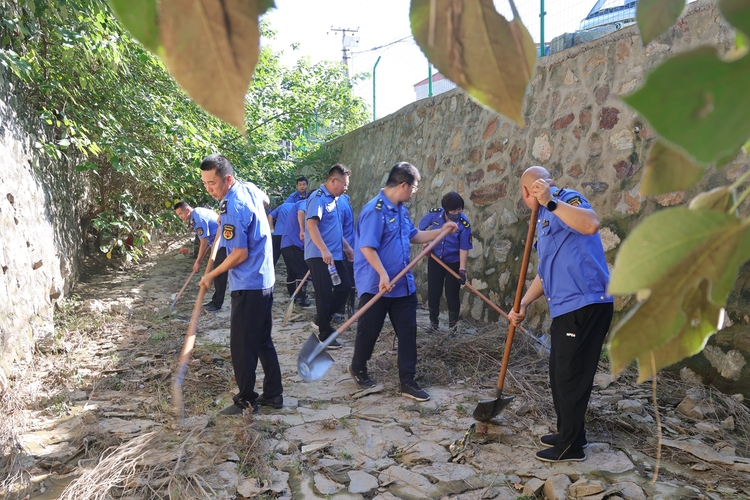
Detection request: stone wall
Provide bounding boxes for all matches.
[0,70,91,388]
[327,0,750,397]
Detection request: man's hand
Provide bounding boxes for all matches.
[442,221,459,234]
[299,231,305,242]
[321,248,333,265]
[458,269,467,285]
[192,261,200,273]
[508,304,527,326]
[344,246,354,262]
[529,179,553,206]
[378,271,392,293]
[199,273,214,291]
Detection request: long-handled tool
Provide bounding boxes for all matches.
[429,253,549,353]
[173,235,222,419]
[169,269,197,313]
[283,270,311,326]
[297,226,455,381]
[473,201,539,422]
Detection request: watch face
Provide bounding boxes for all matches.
[547,200,557,211]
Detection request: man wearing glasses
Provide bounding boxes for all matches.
[348,162,457,401]
[304,164,355,349]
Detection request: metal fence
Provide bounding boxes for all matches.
[349,0,645,120]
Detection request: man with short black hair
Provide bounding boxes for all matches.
[198,154,283,415]
[173,201,227,312]
[284,176,309,204]
[305,164,354,349]
[349,162,456,402]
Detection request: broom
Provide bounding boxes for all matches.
[283,270,311,326]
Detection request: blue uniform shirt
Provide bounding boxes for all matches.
[189,207,219,246]
[339,193,355,248]
[280,199,305,250]
[418,208,473,264]
[284,190,309,204]
[219,180,275,291]
[354,190,419,298]
[270,202,293,235]
[536,187,612,318]
[304,184,344,260]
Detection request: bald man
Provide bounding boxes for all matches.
[509,166,613,463]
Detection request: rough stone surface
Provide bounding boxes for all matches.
[347,470,378,494]
[544,474,572,500]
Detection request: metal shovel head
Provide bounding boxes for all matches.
[297,333,334,381]
[472,389,515,422]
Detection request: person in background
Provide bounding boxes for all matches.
[280,198,311,307]
[348,162,456,402]
[509,165,613,463]
[268,201,293,268]
[284,176,309,204]
[173,201,228,312]
[418,191,473,333]
[199,154,283,415]
[338,192,356,318]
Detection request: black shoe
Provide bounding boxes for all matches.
[535,446,586,462]
[204,302,221,312]
[401,381,430,402]
[426,323,439,333]
[348,364,376,389]
[257,394,283,409]
[218,402,259,415]
[296,296,311,307]
[331,313,345,325]
[320,335,342,350]
[540,433,588,449]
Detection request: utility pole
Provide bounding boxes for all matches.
[329,26,359,77]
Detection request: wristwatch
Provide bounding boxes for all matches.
[546,199,558,212]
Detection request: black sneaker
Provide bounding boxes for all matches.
[257,394,283,409]
[218,402,259,415]
[204,302,221,312]
[426,324,439,333]
[540,433,588,449]
[348,364,376,389]
[331,313,345,325]
[296,296,311,307]
[535,446,586,462]
[319,334,342,350]
[401,381,430,402]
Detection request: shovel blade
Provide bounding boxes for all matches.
[472,390,515,422]
[297,334,334,381]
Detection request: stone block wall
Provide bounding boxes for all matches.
[0,70,91,388]
[327,0,750,396]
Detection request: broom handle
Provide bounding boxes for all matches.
[291,270,311,297]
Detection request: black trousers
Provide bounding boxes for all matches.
[271,234,282,268]
[352,292,418,386]
[427,258,461,324]
[306,257,352,338]
[340,259,356,314]
[229,287,283,409]
[549,302,613,451]
[211,247,228,307]
[281,245,308,296]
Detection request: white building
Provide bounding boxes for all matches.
[413,73,456,100]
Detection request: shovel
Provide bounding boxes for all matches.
[298,226,455,381]
[283,270,311,326]
[473,201,539,422]
[169,269,197,313]
[173,235,222,419]
[429,253,549,354]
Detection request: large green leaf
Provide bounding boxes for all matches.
[636,0,685,46]
[640,140,705,195]
[688,186,736,213]
[159,0,264,130]
[609,207,742,294]
[608,209,750,379]
[109,0,162,54]
[410,0,537,126]
[622,46,750,165]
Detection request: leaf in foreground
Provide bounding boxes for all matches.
[608,208,750,379]
[159,0,263,130]
[639,140,705,196]
[636,0,685,46]
[109,0,162,55]
[410,0,537,126]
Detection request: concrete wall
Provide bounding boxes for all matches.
[0,70,91,388]
[327,0,750,396]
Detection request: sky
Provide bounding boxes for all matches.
[263,0,607,120]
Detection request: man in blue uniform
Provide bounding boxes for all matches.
[305,164,354,349]
[338,192,356,318]
[418,191,473,332]
[280,199,310,306]
[349,162,456,402]
[509,166,613,462]
[173,201,228,312]
[268,201,294,268]
[198,154,283,415]
[284,176,309,204]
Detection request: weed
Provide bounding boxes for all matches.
[456,404,467,416]
[338,451,353,460]
[149,330,168,343]
[310,400,322,410]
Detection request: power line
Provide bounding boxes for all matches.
[350,35,413,56]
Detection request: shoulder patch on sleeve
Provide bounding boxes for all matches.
[460,217,470,229]
[196,227,204,236]
[567,196,583,207]
[375,198,383,211]
[222,224,235,240]
[316,189,323,196]
[430,207,441,213]
[220,200,228,214]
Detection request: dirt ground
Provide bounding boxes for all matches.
[2,239,749,499]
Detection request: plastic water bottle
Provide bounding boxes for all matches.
[328,263,341,286]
